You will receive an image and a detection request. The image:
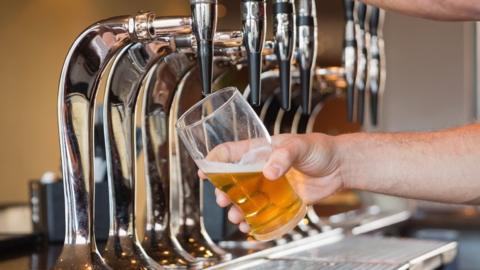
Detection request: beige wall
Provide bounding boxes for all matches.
[0,0,192,203]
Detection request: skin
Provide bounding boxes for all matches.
[201,1,480,233]
[361,0,480,21]
[203,125,480,233]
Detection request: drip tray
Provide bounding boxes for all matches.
[208,231,457,270]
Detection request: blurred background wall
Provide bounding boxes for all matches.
[0,0,476,207]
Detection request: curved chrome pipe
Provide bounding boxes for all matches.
[140,53,201,269]
[342,0,357,122]
[103,31,243,269]
[103,41,199,270]
[142,32,245,266]
[354,2,368,124]
[296,0,317,115]
[56,15,136,270]
[55,12,192,269]
[242,0,267,106]
[166,61,237,266]
[273,0,296,110]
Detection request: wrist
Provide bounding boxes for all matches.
[332,133,359,190]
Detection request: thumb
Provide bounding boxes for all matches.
[263,137,307,180]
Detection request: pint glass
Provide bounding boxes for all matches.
[176,87,307,241]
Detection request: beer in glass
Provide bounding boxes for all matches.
[176,87,306,241]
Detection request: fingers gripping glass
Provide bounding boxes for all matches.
[176,87,306,241]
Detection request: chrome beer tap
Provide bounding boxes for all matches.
[342,0,357,122]
[142,32,244,266]
[295,0,317,115]
[273,0,296,110]
[102,31,242,269]
[367,6,385,126]
[354,2,368,124]
[103,40,204,269]
[55,12,193,270]
[103,42,168,270]
[190,0,217,95]
[242,0,267,106]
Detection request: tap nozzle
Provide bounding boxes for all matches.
[368,6,384,126]
[342,0,357,122]
[355,2,367,124]
[296,0,317,115]
[242,0,266,106]
[190,0,217,96]
[273,0,295,111]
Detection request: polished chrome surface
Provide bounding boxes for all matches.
[56,15,135,270]
[242,0,266,106]
[354,2,368,124]
[151,17,193,37]
[141,53,202,269]
[190,0,217,95]
[55,13,193,269]
[342,0,357,122]
[273,0,296,110]
[167,61,239,265]
[296,0,317,114]
[103,42,185,269]
[207,231,457,270]
[182,31,244,61]
[132,13,192,41]
[141,32,252,268]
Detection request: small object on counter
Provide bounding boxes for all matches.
[29,179,110,242]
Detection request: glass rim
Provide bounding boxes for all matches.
[175,87,240,131]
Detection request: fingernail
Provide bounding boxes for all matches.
[239,222,250,233]
[264,164,282,180]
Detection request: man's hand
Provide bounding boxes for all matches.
[199,133,344,233]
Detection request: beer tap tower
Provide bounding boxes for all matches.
[54,2,387,269]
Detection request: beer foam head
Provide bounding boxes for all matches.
[196,159,265,174]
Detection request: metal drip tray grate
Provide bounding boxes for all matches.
[241,258,399,270]
[208,232,457,270]
[279,236,456,266]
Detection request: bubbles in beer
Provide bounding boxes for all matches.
[198,151,304,239]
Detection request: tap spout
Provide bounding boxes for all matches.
[273,0,296,111]
[296,0,317,115]
[354,2,367,124]
[342,0,357,122]
[242,0,266,106]
[190,0,218,95]
[367,6,385,126]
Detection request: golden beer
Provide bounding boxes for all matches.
[206,169,306,240]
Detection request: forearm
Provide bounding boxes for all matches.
[360,0,480,21]
[337,124,480,205]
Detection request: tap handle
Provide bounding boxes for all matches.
[190,0,217,95]
[368,6,382,126]
[369,5,380,36]
[296,0,317,115]
[357,2,367,28]
[344,0,355,21]
[343,0,357,122]
[355,2,367,124]
[242,0,266,106]
[273,0,295,111]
